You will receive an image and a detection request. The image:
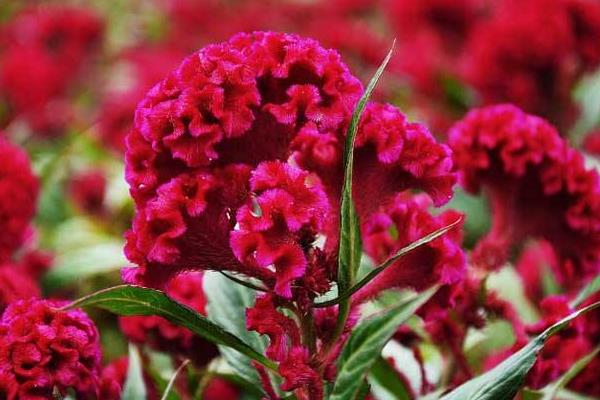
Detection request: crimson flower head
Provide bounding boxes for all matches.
[0,6,103,135]
[463,0,600,128]
[120,272,218,366]
[124,31,455,295]
[0,137,39,262]
[0,299,102,399]
[449,104,600,287]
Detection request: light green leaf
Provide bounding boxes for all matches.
[65,285,276,370]
[204,271,269,387]
[440,301,600,400]
[123,345,147,400]
[571,274,600,308]
[540,346,600,400]
[330,286,437,400]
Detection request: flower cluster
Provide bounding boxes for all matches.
[449,104,600,288]
[0,6,103,135]
[123,31,456,397]
[0,299,102,399]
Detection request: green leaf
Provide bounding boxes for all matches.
[160,360,189,400]
[316,218,461,308]
[204,271,270,387]
[440,301,600,400]
[369,356,412,400]
[329,286,437,400]
[571,274,600,308]
[540,346,600,400]
[65,285,276,370]
[123,345,147,400]
[337,41,395,295]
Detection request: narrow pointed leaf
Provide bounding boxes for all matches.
[440,301,600,400]
[316,217,461,308]
[65,285,276,370]
[541,346,600,400]
[337,41,395,294]
[329,286,437,400]
[570,274,600,307]
[123,345,147,400]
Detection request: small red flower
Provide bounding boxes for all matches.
[0,299,101,399]
[68,169,107,216]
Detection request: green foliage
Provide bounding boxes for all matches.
[204,271,270,388]
[440,301,600,400]
[329,287,437,400]
[65,285,276,370]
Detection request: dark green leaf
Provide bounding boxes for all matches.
[369,356,412,400]
[65,285,276,370]
[330,286,437,400]
[440,301,600,400]
[337,41,395,295]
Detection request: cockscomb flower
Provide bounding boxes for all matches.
[0,137,39,262]
[0,299,101,399]
[120,272,219,366]
[0,6,103,135]
[449,104,600,284]
[462,0,600,128]
[354,193,464,303]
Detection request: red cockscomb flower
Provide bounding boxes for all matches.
[462,0,600,129]
[449,104,600,288]
[0,6,103,135]
[0,137,39,262]
[515,240,560,304]
[120,272,218,366]
[0,299,101,399]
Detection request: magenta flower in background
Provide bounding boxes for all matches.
[449,104,600,288]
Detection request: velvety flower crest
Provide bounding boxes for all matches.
[449,104,600,284]
[0,299,101,399]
